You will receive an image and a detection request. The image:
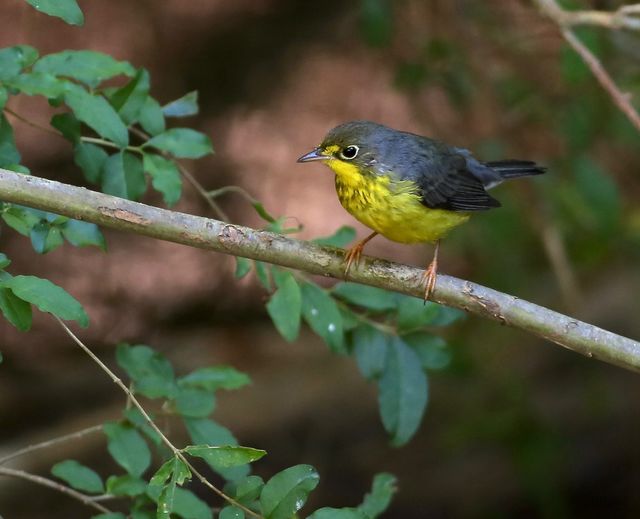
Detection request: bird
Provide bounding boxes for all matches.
[297,120,545,300]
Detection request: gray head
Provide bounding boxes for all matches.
[297,120,399,168]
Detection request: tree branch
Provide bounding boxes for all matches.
[533,0,640,132]
[1,168,639,372]
[534,0,640,31]
[0,467,111,514]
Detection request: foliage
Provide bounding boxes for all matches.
[5,0,631,516]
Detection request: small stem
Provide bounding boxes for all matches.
[560,28,640,133]
[3,107,59,136]
[0,424,102,466]
[0,467,111,514]
[176,162,231,222]
[54,317,262,518]
[80,136,143,155]
[533,0,640,133]
[129,124,231,221]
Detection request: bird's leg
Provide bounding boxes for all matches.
[422,240,440,302]
[344,231,378,275]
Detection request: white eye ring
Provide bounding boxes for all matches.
[340,145,359,160]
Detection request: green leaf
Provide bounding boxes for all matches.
[25,0,84,25]
[308,509,367,519]
[183,418,248,482]
[0,114,21,167]
[251,200,277,223]
[1,275,88,327]
[60,219,106,250]
[173,386,215,418]
[51,112,81,143]
[109,69,150,124]
[123,407,163,446]
[30,221,64,253]
[357,473,397,518]
[51,459,104,494]
[102,151,147,200]
[179,366,251,392]
[5,72,69,100]
[103,422,151,477]
[226,475,264,504]
[34,50,134,87]
[0,286,32,331]
[162,91,199,117]
[234,257,252,279]
[116,343,176,398]
[184,418,238,447]
[402,333,450,370]
[0,253,10,269]
[300,282,345,353]
[0,45,38,80]
[184,445,266,468]
[5,72,67,98]
[92,514,126,519]
[163,488,212,519]
[254,261,272,290]
[1,206,40,236]
[138,96,165,136]
[352,325,389,380]
[313,226,357,248]
[429,305,465,327]
[142,153,182,206]
[266,272,301,342]
[395,297,440,332]
[105,474,148,496]
[74,142,108,184]
[64,84,129,147]
[145,128,213,159]
[0,86,7,110]
[378,337,428,446]
[332,282,396,311]
[219,507,245,519]
[148,457,192,515]
[148,457,191,495]
[51,113,80,144]
[260,464,319,519]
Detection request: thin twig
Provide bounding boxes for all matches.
[54,317,262,518]
[0,425,102,466]
[129,125,231,221]
[177,162,231,222]
[0,467,111,514]
[534,0,640,30]
[533,0,640,133]
[561,28,640,132]
[3,107,59,136]
[1,168,638,372]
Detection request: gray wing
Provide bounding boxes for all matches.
[392,135,501,212]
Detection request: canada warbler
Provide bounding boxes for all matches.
[297,120,545,299]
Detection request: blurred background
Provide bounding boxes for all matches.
[1,0,640,517]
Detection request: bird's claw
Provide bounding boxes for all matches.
[422,259,438,302]
[344,244,364,276]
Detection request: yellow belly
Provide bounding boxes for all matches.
[329,160,469,244]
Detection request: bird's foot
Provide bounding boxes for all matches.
[422,260,438,302]
[344,242,365,276]
[343,231,378,277]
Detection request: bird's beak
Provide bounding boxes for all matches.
[297,147,330,163]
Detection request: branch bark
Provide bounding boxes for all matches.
[1,168,639,373]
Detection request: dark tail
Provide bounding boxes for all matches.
[485,160,546,179]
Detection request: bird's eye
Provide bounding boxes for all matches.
[340,145,359,160]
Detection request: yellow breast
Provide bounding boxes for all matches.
[326,159,469,244]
